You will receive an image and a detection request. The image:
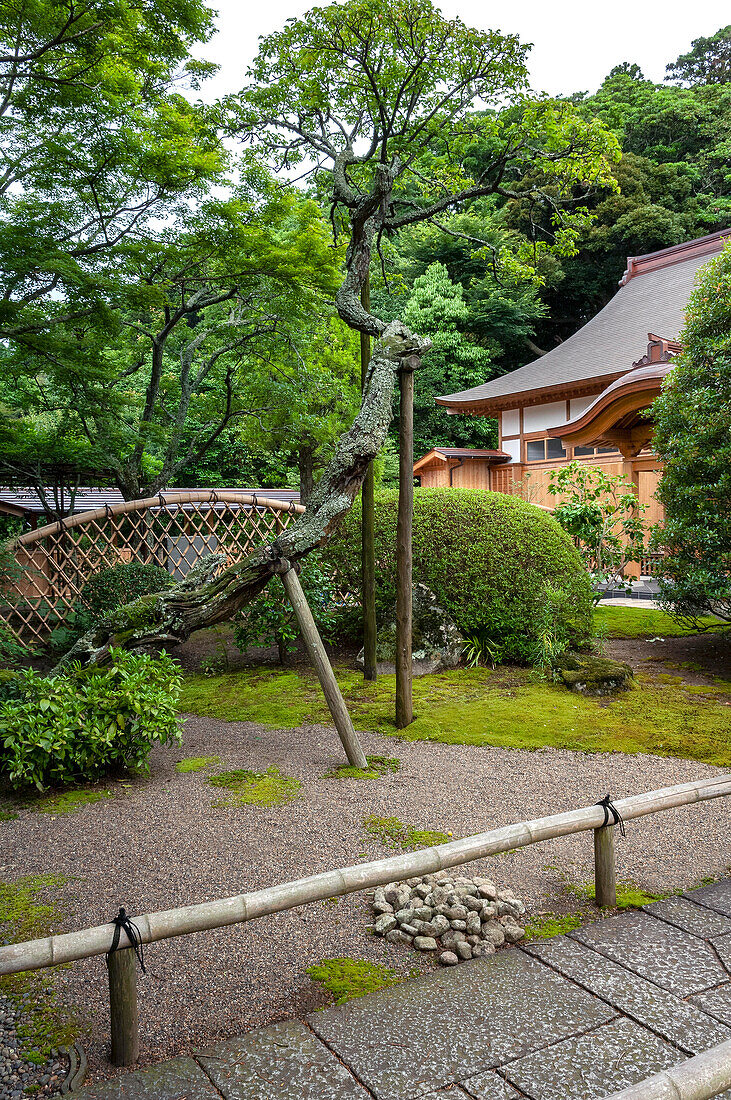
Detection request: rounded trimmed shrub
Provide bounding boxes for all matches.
[82,561,173,618]
[325,488,594,663]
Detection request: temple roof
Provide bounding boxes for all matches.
[436,228,730,415]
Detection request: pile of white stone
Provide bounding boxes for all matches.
[372,873,526,967]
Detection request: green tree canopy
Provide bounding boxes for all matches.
[652,242,731,624]
[666,25,731,86]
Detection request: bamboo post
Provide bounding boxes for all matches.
[395,354,417,729]
[280,563,368,769]
[360,273,377,682]
[594,825,617,908]
[107,948,139,1066]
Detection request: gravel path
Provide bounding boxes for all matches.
[3,703,730,1086]
[0,995,68,1099]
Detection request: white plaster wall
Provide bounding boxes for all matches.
[501,438,521,463]
[523,401,567,432]
[501,409,520,436]
[570,397,595,419]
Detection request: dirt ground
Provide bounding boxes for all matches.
[4,624,731,1083]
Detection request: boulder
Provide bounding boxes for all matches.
[553,652,634,696]
[357,583,463,675]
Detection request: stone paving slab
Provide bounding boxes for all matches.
[642,895,731,938]
[197,1020,368,1099]
[569,910,728,995]
[523,935,731,1053]
[685,881,731,917]
[712,932,731,975]
[492,1017,684,1100]
[689,984,731,1026]
[454,1074,521,1099]
[74,1057,222,1100]
[307,951,615,1100]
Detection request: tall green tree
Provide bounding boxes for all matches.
[0,181,344,503]
[652,243,731,625]
[401,262,496,454]
[666,25,731,85]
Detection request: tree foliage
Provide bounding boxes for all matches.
[652,243,731,624]
[666,25,731,86]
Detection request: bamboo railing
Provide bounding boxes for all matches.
[604,1037,731,1099]
[1,773,730,1068]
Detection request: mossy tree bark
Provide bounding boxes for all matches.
[58,321,429,670]
[360,272,377,682]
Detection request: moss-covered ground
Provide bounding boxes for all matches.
[175,755,221,773]
[306,958,415,1004]
[594,605,724,639]
[324,755,401,780]
[180,662,731,767]
[0,875,80,1062]
[207,766,301,807]
[363,814,452,851]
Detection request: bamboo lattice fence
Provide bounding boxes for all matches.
[2,491,305,645]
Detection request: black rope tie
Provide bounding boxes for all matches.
[596,793,626,837]
[107,907,146,974]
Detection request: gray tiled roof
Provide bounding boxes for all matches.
[437,248,718,408]
[0,487,300,516]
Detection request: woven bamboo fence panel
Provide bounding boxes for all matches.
[2,492,305,645]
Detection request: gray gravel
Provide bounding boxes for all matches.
[0,994,67,1099]
[1,712,729,1085]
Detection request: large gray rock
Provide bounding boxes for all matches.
[553,652,634,696]
[357,583,463,675]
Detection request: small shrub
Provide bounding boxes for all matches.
[233,554,339,663]
[82,561,173,619]
[306,958,410,1004]
[0,649,182,790]
[207,766,301,807]
[325,489,594,664]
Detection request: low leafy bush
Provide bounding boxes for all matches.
[325,489,594,664]
[233,553,340,663]
[47,562,174,656]
[82,562,173,619]
[0,649,182,790]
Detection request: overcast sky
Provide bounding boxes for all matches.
[197,0,730,100]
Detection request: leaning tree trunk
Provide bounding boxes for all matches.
[58,321,431,670]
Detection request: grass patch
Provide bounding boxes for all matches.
[524,913,585,940]
[0,875,80,1061]
[363,814,451,851]
[306,958,412,1004]
[175,756,221,773]
[594,605,724,639]
[180,661,731,767]
[565,879,666,910]
[207,766,301,807]
[28,789,112,815]
[324,754,401,780]
[0,809,18,821]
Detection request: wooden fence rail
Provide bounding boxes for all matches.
[1,773,730,1066]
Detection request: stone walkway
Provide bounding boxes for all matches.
[75,882,731,1100]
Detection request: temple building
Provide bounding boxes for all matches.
[415,230,730,555]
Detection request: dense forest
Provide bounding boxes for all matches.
[0,8,728,512]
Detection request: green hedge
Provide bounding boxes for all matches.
[324,488,594,663]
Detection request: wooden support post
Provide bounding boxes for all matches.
[395,354,417,730]
[360,272,377,682]
[594,825,617,908]
[107,948,139,1066]
[280,564,368,769]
